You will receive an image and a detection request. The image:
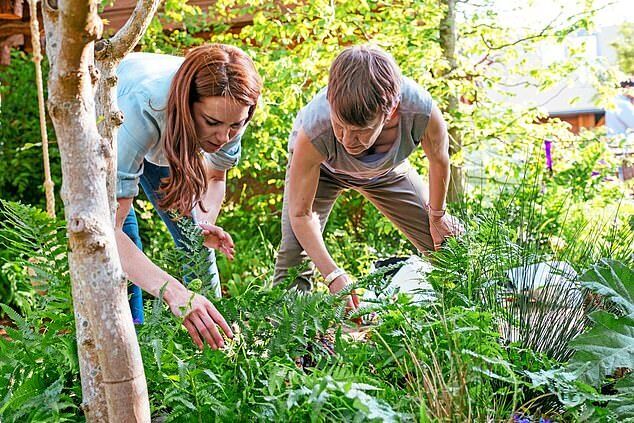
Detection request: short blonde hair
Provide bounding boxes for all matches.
[327,45,401,127]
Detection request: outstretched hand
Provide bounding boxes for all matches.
[328,274,361,323]
[429,213,464,250]
[199,223,235,260]
[166,286,234,350]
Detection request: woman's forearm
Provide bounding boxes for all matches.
[115,228,187,302]
[428,155,450,211]
[290,214,338,278]
[193,179,226,224]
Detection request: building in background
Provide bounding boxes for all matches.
[487,25,627,134]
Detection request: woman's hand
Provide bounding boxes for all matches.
[429,213,464,250]
[164,283,234,350]
[199,222,235,260]
[328,274,360,318]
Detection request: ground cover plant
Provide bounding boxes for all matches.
[1,0,633,420]
[0,158,631,421]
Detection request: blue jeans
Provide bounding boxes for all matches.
[122,160,220,324]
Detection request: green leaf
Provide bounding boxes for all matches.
[568,310,634,386]
[526,367,612,408]
[152,339,162,372]
[0,372,45,415]
[0,303,30,333]
[608,374,634,418]
[579,259,634,315]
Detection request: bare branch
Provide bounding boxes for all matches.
[461,22,503,37]
[480,10,563,51]
[496,80,541,88]
[536,82,572,109]
[479,3,613,53]
[456,0,488,6]
[95,0,163,62]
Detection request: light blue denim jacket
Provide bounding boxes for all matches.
[116,52,243,198]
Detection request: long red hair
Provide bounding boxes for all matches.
[159,43,262,215]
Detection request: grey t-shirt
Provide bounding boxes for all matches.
[289,77,433,179]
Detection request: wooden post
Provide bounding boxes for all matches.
[0,0,23,19]
[27,0,55,217]
[0,33,22,65]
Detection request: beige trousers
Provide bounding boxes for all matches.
[273,156,435,288]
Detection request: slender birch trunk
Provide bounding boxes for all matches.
[41,0,158,420]
[40,5,111,419]
[439,0,464,203]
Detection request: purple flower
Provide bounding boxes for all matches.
[512,414,551,423]
[513,414,531,423]
[544,139,553,172]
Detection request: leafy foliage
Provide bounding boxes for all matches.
[612,22,634,75]
[1,194,632,421]
[0,0,632,421]
[527,259,634,420]
[0,202,79,422]
[0,52,61,211]
[0,52,63,310]
[0,201,546,421]
[569,310,633,386]
[609,374,634,418]
[578,259,634,316]
[567,260,634,386]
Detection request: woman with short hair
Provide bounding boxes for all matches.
[274,45,463,307]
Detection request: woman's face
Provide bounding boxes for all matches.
[330,112,386,156]
[192,96,250,153]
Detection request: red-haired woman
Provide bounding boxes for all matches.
[115,44,262,350]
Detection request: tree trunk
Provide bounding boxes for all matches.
[40,5,109,420]
[439,0,464,203]
[41,0,150,420]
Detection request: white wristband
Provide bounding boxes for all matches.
[324,268,346,286]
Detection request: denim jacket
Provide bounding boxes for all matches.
[116,52,243,198]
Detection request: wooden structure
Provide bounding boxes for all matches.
[547,109,606,135]
[0,0,253,65]
[0,0,22,18]
[100,0,253,34]
[0,0,30,64]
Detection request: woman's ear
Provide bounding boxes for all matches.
[387,102,400,122]
[246,104,256,122]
